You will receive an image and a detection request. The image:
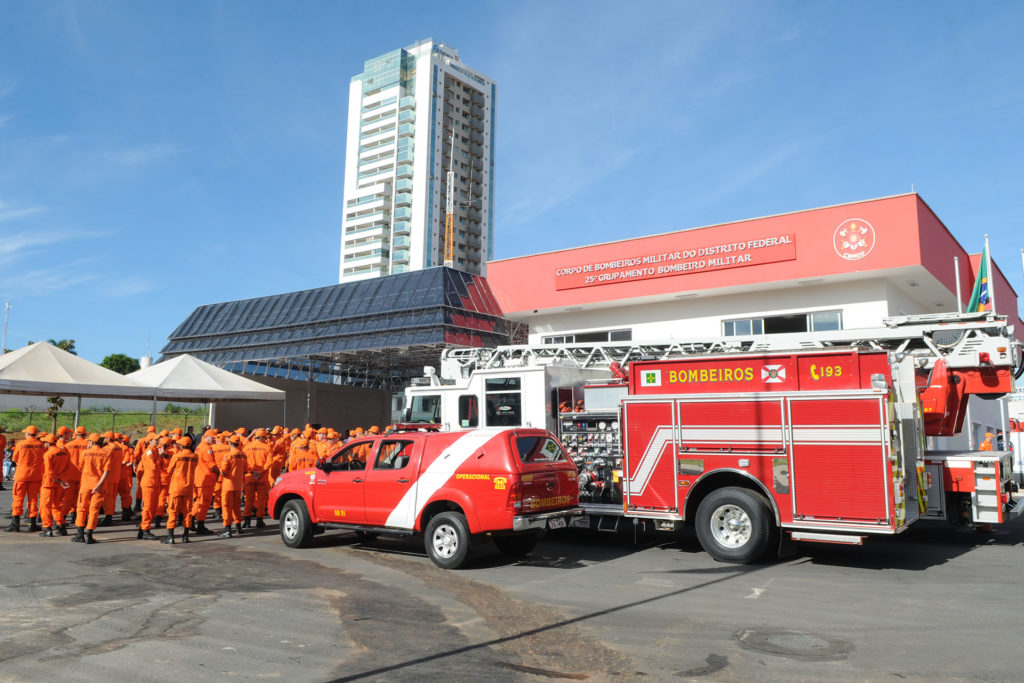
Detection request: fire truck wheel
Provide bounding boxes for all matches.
[280,500,313,548]
[494,532,538,557]
[425,512,471,569]
[695,487,773,564]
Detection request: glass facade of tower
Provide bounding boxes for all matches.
[340,40,496,282]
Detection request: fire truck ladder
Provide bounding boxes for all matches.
[441,311,1021,375]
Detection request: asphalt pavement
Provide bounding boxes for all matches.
[1,484,1023,682]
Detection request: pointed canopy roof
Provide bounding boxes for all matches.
[127,354,284,402]
[0,342,154,398]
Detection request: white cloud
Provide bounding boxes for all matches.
[100,143,192,168]
[103,276,155,297]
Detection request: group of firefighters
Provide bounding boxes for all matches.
[1,423,384,544]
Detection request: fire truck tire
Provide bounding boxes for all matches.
[695,487,774,564]
[494,532,538,557]
[280,500,313,548]
[425,512,472,569]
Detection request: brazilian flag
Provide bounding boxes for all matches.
[966,244,990,313]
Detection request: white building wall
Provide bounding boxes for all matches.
[526,279,896,344]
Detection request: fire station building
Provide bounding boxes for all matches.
[486,193,1022,452]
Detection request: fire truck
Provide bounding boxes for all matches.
[404,312,1023,562]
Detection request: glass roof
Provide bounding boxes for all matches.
[161,267,513,388]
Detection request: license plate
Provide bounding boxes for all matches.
[548,517,567,530]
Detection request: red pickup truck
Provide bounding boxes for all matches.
[268,426,584,568]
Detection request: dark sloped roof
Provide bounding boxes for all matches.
[161,268,514,385]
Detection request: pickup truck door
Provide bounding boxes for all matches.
[362,439,418,527]
[312,441,371,524]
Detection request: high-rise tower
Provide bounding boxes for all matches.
[340,39,496,282]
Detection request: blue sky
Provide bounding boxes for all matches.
[1,1,1022,363]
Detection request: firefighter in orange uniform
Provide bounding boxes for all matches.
[287,438,316,471]
[98,431,124,526]
[38,433,71,537]
[135,435,164,540]
[114,433,135,521]
[162,436,198,544]
[189,430,219,535]
[132,425,158,512]
[5,425,47,533]
[63,426,87,524]
[268,426,288,485]
[155,436,174,526]
[242,428,272,528]
[73,434,115,544]
[218,434,247,537]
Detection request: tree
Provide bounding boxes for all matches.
[47,339,77,355]
[45,395,64,433]
[101,353,141,375]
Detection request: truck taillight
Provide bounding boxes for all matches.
[506,480,523,513]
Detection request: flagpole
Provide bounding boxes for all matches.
[985,234,995,314]
[954,256,963,314]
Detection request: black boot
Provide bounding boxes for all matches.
[161,528,176,545]
[255,517,266,529]
[4,516,20,532]
[27,518,41,532]
[98,515,113,527]
[137,528,144,540]
[56,524,68,537]
[181,528,191,544]
[218,527,233,538]
[72,527,85,543]
[241,517,252,529]
[84,530,96,544]
[133,498,142,512]
[195,521,214,536]
[39,526,54,537]
[141,529,159,541]
[121,509,133,522]
[234,522,243,536]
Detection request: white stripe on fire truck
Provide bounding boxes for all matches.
[385,429,504,529]
[678,427,784,442]
[790,427,882,443]
[627,426,673,496]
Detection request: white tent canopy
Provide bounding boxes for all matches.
[127,354,285,402]
[0,342,154,399]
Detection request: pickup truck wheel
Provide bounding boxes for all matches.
[695,487,773,564]
[280,500,313,548]
[425,512,471,569]
[494,533,537,557]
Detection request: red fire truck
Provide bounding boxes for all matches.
[404,312,1023,562]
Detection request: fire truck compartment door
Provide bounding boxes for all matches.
[622,400,677,513]
[789,396,891,525]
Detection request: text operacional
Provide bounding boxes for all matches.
[553,235,796,290]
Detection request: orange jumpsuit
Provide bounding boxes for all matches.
[211,440,230,516]
[268,436,288,485]
[62,436,87,518]
[39,443,72,528]
[157,443,174,514]
[219,445,247,528]
[242,438,272,519]
[102,440,125,515]
[165,448,198,530]
[135,442,164,531]
[191,440,219,522]
[77,446,115,530]
[11,435,46,518]
[287,445,316,471]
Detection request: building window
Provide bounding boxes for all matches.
[542,329,631,344]
[723,311,842,336]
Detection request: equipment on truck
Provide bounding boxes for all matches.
[404,312,1023,562]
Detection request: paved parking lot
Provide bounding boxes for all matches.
[1,485,1022,681]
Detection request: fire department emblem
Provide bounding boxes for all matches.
[833,219,875,260]
[641,370,661,387]
[761,365,786,383]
